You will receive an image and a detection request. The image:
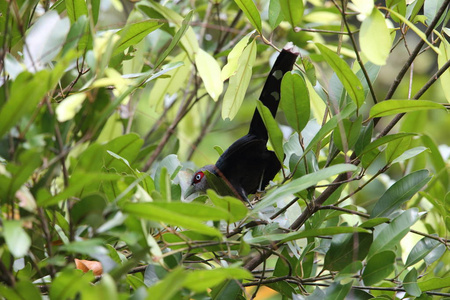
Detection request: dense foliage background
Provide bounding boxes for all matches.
[0,0,449,299]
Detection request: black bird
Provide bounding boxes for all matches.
[185,44,299,204]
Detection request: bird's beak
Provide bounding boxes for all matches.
[184,185,196,200]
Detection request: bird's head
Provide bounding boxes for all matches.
[184,164,216,199]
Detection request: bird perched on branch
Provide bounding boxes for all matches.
[185,44,299,205]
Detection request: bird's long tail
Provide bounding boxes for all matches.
[248,43,299,140]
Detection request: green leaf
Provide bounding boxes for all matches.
[50,269,95,300]
[316,43,365,108]
[360,8,391,65]
[384,8,441,54]
[145,268,186,300]
[56,93,87,122]
[368,208,420,258]
[113,20,162,56]
[3,221,31,258]
[362,251,396,285]
[140,1,199,58]
[65,0,87,23]
[438,37,450,102]
[234,0,262,33]
[207,190,248,223]
[280,72,310,133]
[203,170,236,197]
[385,136,411,163]
[154,10,193,69]
[0,71,50,138]
[253,164,358,212]
[405,237,443,267]
[280,0,304,28]
[359,133,416,158]
[333,116,362,152]
[268,0,284,28]
[196,48,224,101]
[38,173,121,206]
[403,268,421,297]
[245,226,369,244]
[0,150,41,201]
[183,268,252,292]
[391,146,428,165]
[256,100,284,163]
[304,103,356,154]
[421,135,449,188]
[104,133,144,173]
[371,170,431,218]
[324,282,352,300]
[222,39,256,120]
[369,99,446,118]
[121,202,222,237]
[221,32,252,81]
[359,217,389,228]
[324,233,373,271]
[418,276,450,292]
[335,261,363,282]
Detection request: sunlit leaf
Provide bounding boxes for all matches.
[113,21,162,56]
[196,49,224,101]
[280,0,304,28]
[234,0,262,33]
[3,221,31,258]
[369,99,446,118]
[222,39,256,120]
[316,43,365,107]
[280,72,310,133]
[360,8,391,65]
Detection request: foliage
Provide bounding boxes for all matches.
[0,0,449,299]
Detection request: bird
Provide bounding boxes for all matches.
[185,44,299,205]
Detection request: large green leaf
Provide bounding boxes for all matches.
[234,0,262,33]
[324,233,373,271]
[418,276,450,292]
[280,0,304,28]
[386,8,440,54]
[405,237,443,267]
[3,221,31,258]
[196,48,223,101]
[222,39,257,120]
[207,190,248,223]
[244,226,369,244]
[368,208,420,258]
[360,8,391,65]
[0,71,50,137]
[65,0,87,23]
[253,164,358,212]
[280,72,310,134]
[256,100,284,163]
[371,170,431,218]
[38,173,121,206]
[183,268,252,292]
[316,43,365,108]
[154,10,193,69]
[403,268,421,297]
[113,20,162,56]
[369,99,446,118]
[104,133,144,173]
[362,251,396,285]
[121,202,222,237]
[359,133,416,158]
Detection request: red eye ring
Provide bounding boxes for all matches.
[193,171,204,184]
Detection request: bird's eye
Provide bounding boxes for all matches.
[193,171,204,183]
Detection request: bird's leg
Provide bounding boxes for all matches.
[257,169,266,193]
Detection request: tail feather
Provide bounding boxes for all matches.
[248,44,299,140]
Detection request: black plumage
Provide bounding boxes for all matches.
[186,44,299,202]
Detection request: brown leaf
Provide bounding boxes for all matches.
[75,258,103,276]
